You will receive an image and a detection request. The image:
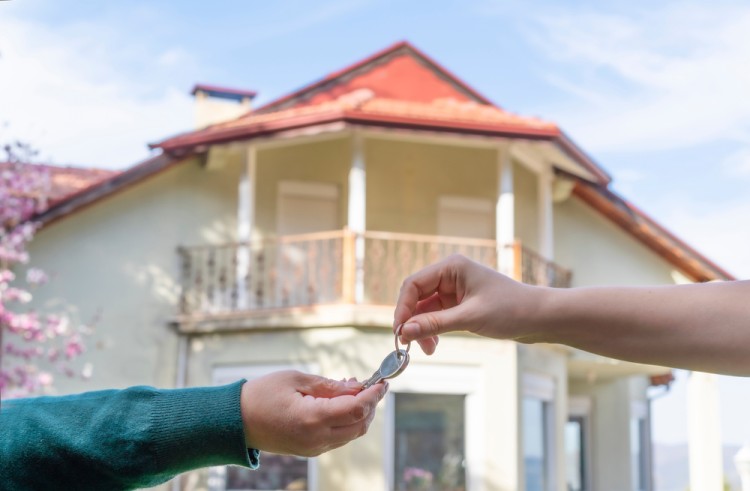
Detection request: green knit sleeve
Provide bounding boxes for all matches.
[0,380,259,490]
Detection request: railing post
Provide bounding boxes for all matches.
[513,241,523,283]
[353,231,365,304]
[342,228,355,303]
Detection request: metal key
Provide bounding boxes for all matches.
[360,324,412,390]
[360,348,410,390]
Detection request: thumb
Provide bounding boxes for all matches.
[400,303,472,343]
[297,374,361,398]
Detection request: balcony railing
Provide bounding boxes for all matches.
[177,230,572,316]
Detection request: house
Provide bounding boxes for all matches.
[27,41,734,491]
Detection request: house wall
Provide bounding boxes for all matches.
[554,196,676,286]
[247,137,543,247]
[365,139,498,235]
[254,138,351,237]
[26,156,243,395]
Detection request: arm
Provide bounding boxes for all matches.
[0,372,386,490]
[393,254,750,376]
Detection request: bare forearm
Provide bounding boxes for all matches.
[528,281,750,375]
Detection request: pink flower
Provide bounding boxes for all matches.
[64,337,85,360]
[26,268,48,285]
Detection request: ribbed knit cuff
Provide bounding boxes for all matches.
[150,380,260,474]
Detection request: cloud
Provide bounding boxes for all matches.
[659,197,750,279]
[525,3,750,153]
[722,147,750,178]
[0,12,193,169]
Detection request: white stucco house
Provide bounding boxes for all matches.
[26,41,734,491]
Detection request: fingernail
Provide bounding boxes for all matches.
[346,379,362,388]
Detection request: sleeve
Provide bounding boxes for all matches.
[0,380,260,490]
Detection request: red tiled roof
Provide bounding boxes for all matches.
[1,162,119,211]
[43,164,120,206]
[153,89,561,151]
[153,41,610,184]
[234,89,551,131]
[255,41,494,113]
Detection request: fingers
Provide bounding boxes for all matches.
[393,259,459,327]
[400,300,473,342]
[310,381,388,427]
[326,383,386,445]
[297,373,362,398]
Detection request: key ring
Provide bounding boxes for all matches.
[394,324,412,357]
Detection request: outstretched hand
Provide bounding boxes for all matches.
[240,370,388,457]
[393,255,541,354]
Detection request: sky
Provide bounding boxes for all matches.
[2,0,750,448]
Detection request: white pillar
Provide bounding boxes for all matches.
[687,371,724,491]
[538,167,554,260]
[735,444,750,491]
[348,133,366,303]
[236,145,256,309]
[496,145,515,277]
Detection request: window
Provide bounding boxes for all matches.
[522,373,556,491]
[394,393,466,491]
[566,397,591,491]
[387,364,480,491]
[630,402,650,491]
[210,365,317,491]
[630,415,650,491]
[565,417,586,491]
[523,397,551,491]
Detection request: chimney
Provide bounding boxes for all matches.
[191,84,257,129]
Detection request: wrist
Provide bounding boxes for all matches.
[511,285,565,344]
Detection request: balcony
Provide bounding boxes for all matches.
[176,230,571,327]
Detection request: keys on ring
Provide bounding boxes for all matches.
[360,324,412,390]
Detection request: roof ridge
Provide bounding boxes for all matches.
[254,41,495,114]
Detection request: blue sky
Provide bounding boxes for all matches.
[2,0,750,447]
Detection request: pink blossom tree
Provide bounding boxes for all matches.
[1,140,91,401]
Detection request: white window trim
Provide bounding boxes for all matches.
[630,401,650,491]
[568,396,592,417]
[384,363,484,491]
[567,396,593,491]
[522,372,557,491]
[210,363,320,491]
[522,372,555,402]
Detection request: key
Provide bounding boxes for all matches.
[360,348,410,390]
[360,324,412,390]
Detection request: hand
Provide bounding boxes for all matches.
[240,370,388,457]
[393,254,542,354]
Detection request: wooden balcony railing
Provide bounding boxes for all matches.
[177,230,572,316]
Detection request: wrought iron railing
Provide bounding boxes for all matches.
[177,230,571,316]
[363,231,497,305]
